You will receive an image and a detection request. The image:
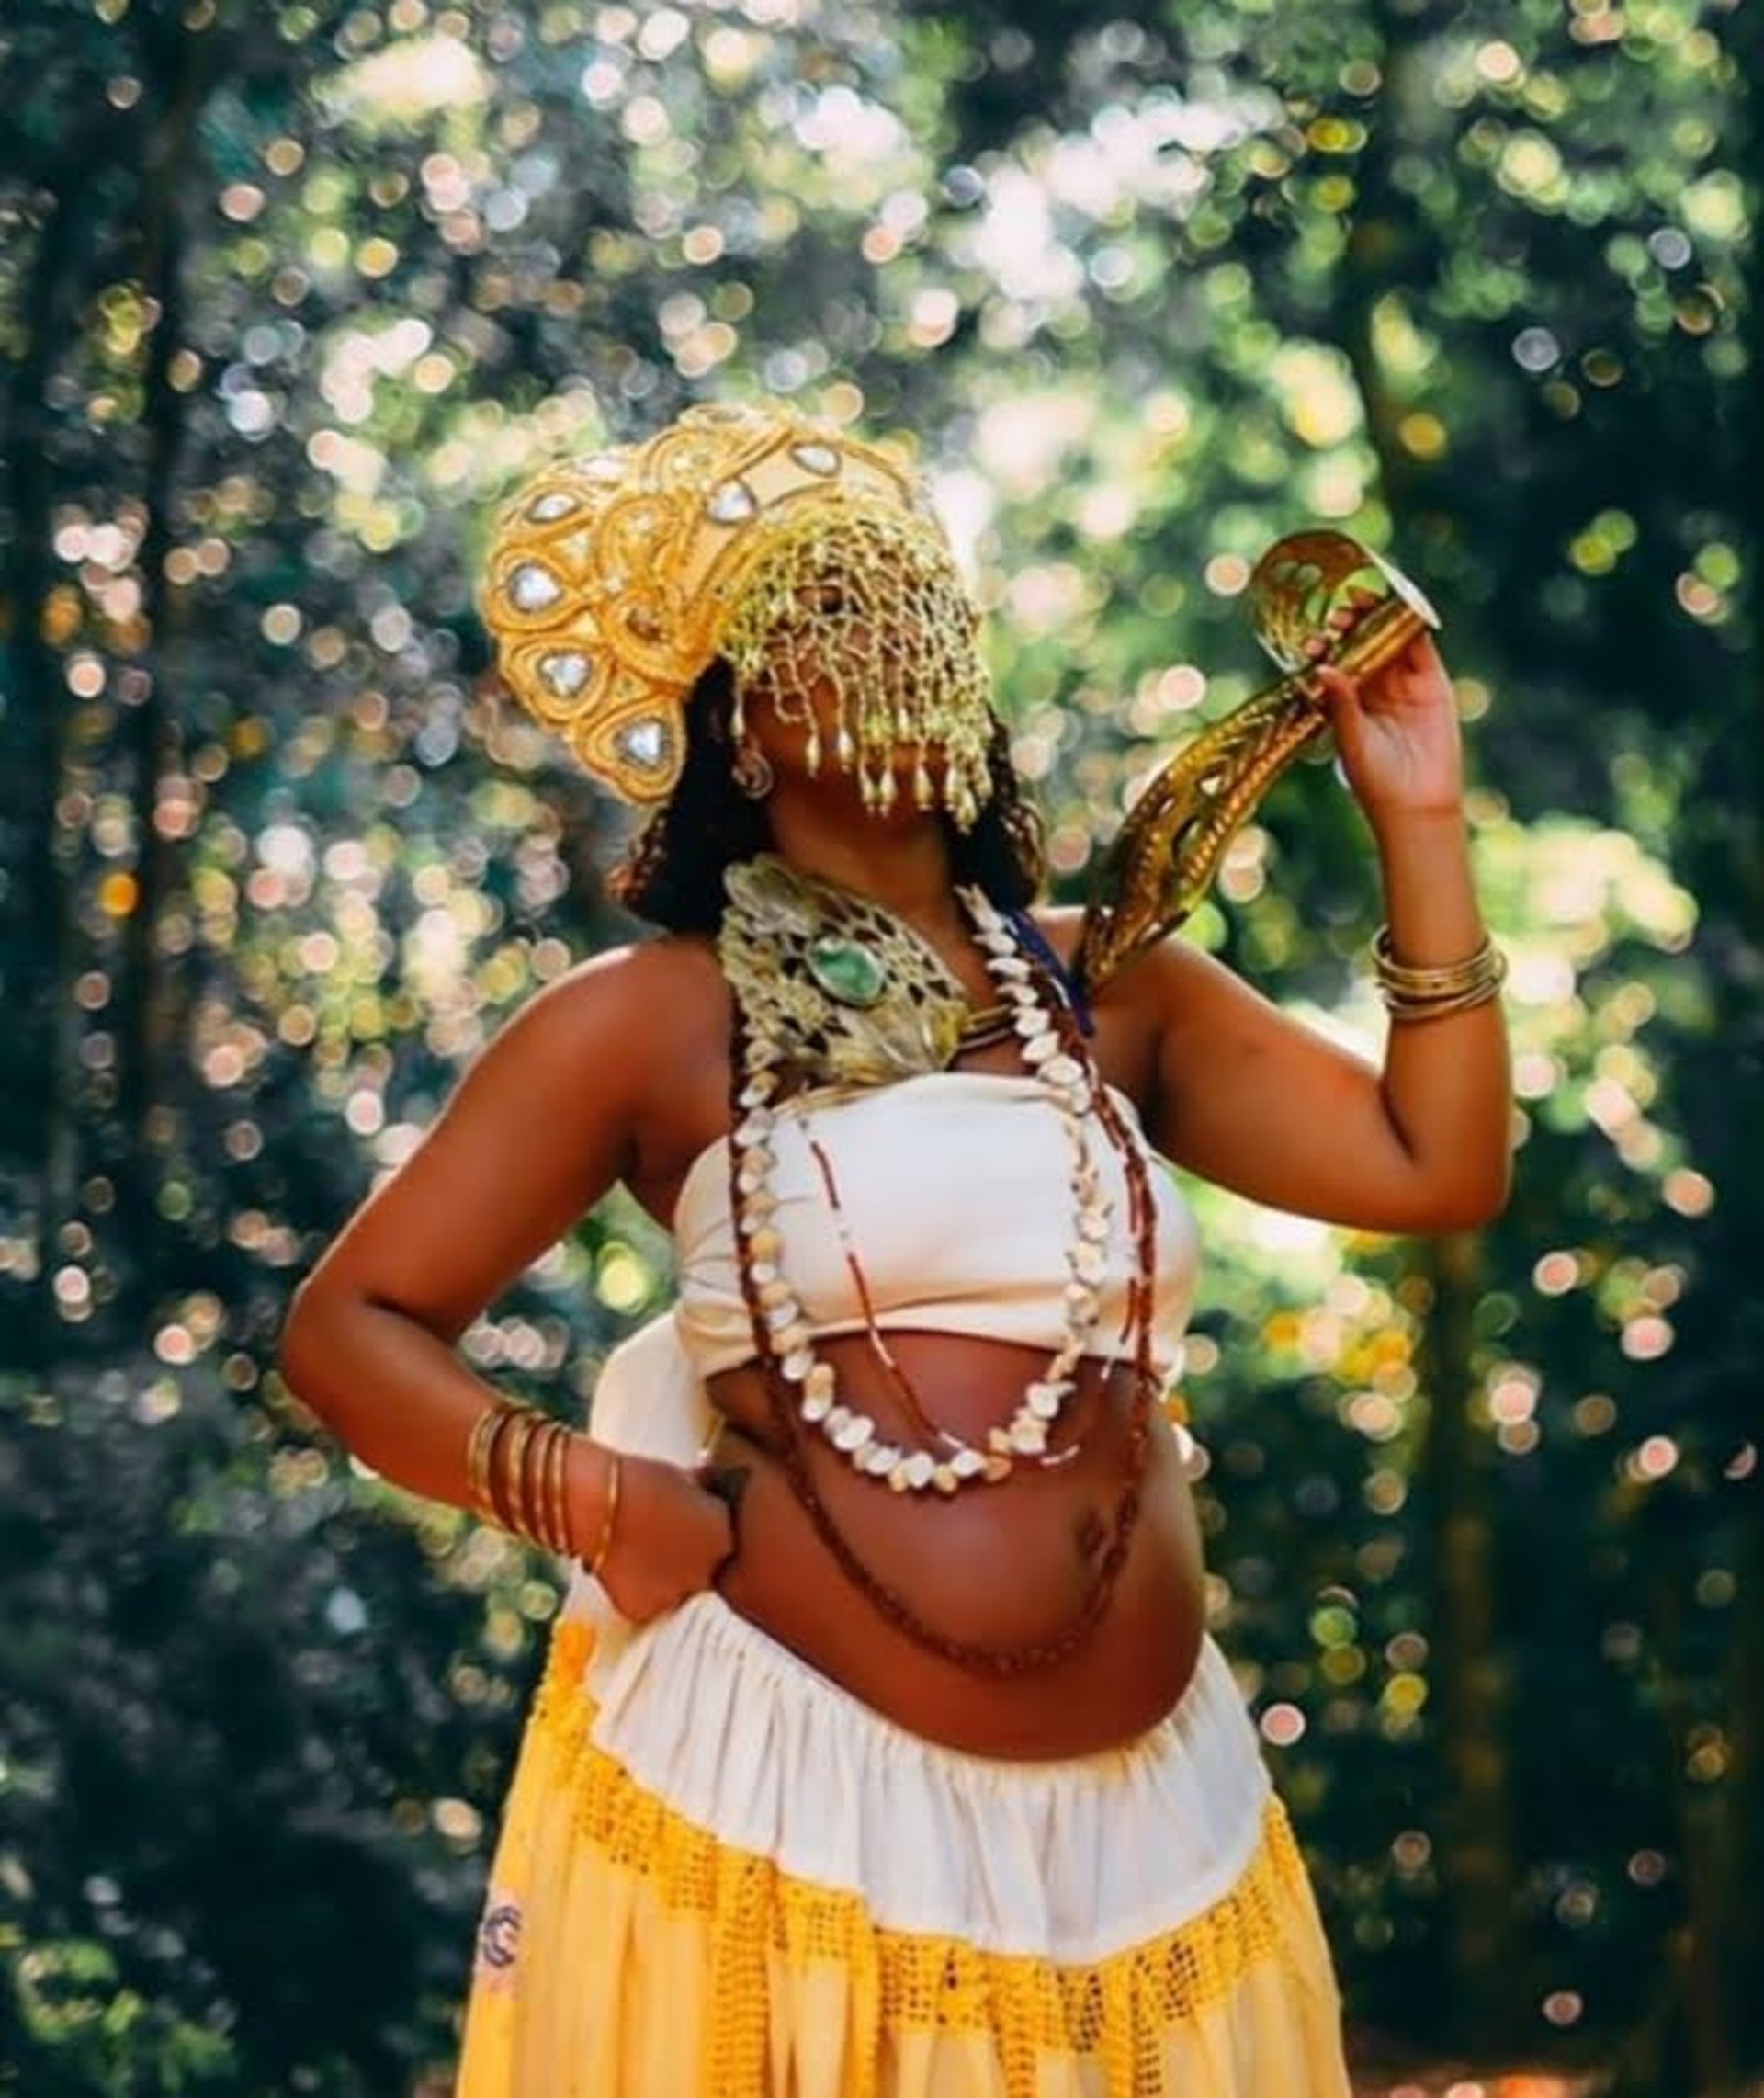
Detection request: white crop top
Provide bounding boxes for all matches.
[672,1069,1200,1381]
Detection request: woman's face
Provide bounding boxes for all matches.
[720,505,995,828]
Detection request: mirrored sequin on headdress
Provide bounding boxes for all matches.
[478,403,993,817]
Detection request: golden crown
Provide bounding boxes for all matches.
[478,403,950,803]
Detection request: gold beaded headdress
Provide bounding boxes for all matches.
[479,402,993,819]
[718,498,993,828]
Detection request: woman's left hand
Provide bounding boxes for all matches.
[1302,600,1464,827]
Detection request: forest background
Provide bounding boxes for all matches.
[0,0,1758,2092]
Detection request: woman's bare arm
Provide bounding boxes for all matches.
[277,941,729,1601]
[1134,807,1512,1233]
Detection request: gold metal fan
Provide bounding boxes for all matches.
[1074,530,1442,999]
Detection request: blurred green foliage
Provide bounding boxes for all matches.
[0,0,1757,2092]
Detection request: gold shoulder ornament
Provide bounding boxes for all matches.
[1074,529,1442,1001]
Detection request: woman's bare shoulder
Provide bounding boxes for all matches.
[1027,902,1217,1020]
[1024,900,1172,1025]
[544,929,723,1023]
[1026,901,1084,963]
[511,932,721,1106]
[287,932,728,1333]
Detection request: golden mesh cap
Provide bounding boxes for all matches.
[479,402,949,803]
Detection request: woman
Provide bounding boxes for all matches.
[279,402,1511,2094]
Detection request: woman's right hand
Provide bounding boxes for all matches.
[583,1449,736,1624]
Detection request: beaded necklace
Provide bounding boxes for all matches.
[729,885,1125,1490]
[722,878,1161,1676]
[801,1125,1083,1473]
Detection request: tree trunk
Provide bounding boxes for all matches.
[1412,1229,1514,2042]
[111,18,210,1303]
[1690,0,1764,2072]
[1,167,100,1372]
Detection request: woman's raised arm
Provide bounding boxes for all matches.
[1142,629,1512,1233]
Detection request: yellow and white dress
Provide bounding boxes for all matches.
[455,1074,1352,2095]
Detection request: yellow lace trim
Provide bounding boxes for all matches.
[522,1617,1319,2058]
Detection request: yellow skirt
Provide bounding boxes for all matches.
[453,1586,1351,2097]
[454,1313,1351,2094]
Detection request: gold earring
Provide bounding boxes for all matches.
[732,743,775,800]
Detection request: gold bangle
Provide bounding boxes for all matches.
[514,1414,548,1545]
[1383,973,1507,1022]
[587,1450,622,1577]
[495,1409,540,1536]
[466,1404,507,1523]
[480,1405,525,1527]
[530,1421,557,1552]
[548,1426,575,1555]
[1371,924,1507,1019]
[526,1420,566,1552]
[469,1407,606,1559]
[1371,923,1504,992]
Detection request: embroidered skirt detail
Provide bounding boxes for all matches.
[454,1589,1351,2096]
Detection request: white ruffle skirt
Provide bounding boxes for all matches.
[454,1315,1352,2096]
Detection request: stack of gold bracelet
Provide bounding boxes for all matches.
[465,1401,624,1574]
[1370,923,1508,1021]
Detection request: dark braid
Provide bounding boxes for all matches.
[612,663,1046,935]
[610,663,770,934]
[981,706,1048,902]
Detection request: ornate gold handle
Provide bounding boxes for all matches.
[1073,529,1442,1000]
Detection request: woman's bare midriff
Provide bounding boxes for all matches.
[700,1327,1208,1760]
